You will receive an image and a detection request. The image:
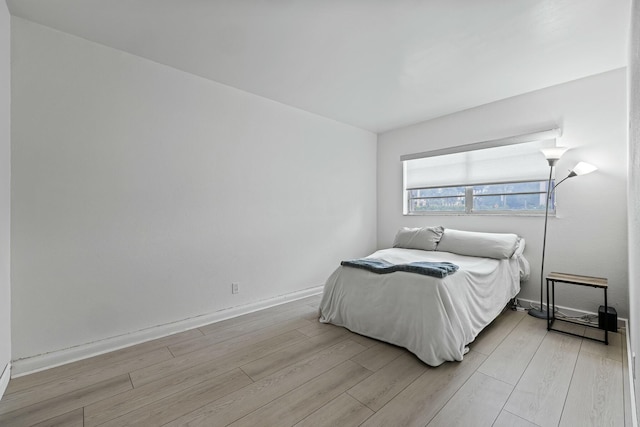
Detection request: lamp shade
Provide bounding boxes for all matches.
[571,161,597,176]
[540,146,569,165]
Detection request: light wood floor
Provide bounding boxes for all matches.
[0,295,630,426]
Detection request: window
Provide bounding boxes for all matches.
[408,186,466,212]
[407,181,554,214]
[402,129,560,215]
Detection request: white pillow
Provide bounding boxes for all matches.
[393,226,444,251]
[512,237,526,258]
[436,228,519,259]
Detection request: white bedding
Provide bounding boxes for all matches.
[318,248,526,366]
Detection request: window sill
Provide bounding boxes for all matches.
[404,211,556,217]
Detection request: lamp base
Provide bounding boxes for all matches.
[528,308,548,319]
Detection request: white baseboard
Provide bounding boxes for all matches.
[11,285,324,378]
[0,362,10,399]
[624,319,639,427]
[516,297,627,329]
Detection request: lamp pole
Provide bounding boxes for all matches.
[528,160,556,319]
[527,152,597,319]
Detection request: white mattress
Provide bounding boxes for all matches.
[318,248,526,366]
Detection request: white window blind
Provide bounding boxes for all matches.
[402,130,559,190]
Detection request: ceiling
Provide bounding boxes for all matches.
[6,0,631,133]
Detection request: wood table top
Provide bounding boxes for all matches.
[547,272,608,288]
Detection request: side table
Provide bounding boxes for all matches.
[546,272,609,345]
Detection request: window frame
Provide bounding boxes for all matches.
[405,180,555,216]
[401,129,561,217]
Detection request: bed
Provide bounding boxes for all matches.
[318,227,530,366]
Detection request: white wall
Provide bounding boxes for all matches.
[10,18,377,362]
[0,0,11,396]
[628,0,640,418]
[378,69,628,318]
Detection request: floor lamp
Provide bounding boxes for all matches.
[528,148,597,319]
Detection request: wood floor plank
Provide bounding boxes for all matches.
[347,353,428,411]
[169,316,312,357]
[492,410,539,427]
[504,332,581,426]
[31,408,84,427]
[350,341,404,372]
[229,360,372,427]
[0,347,172,414]
[340,331,381,348]
[130,328,308,387]
[293,295,321,312]
[426,372,513,427]
[552,320,586,336]
[87,329,308,425]
[1,299,627,427]
[478,315,547,385]
[239,329,348,381]
[301,310,320,321]
[85,352,280,427]
[196,307,281,334]
[469,309,525,356]
[196,304,313,338]
[297,319,343,337]
[581,329,623,362]
[0,374,132,427]
[294,393,374,427]
[559,350,624,427]
[5,328,202,396]
[163,339,367,427]
[192,296,319,337]
[360,350,486,427]
[99,369,252,427]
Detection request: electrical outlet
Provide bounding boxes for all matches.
[231,283,239,294]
